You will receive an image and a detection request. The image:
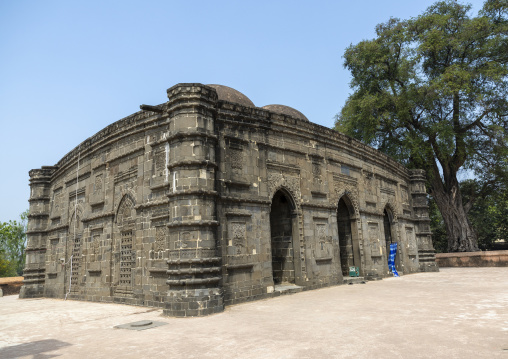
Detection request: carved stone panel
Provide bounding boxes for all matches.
[155,226,167,253]
[230,148,243,170]
[368,222,382,257]
[154,149,166,177]
[228,221,246,255]
[94,174,103,193]
[90,228,102,257]
[406,227,418,256]
[316,223,326,242]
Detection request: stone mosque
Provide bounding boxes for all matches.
[21,83,438,316]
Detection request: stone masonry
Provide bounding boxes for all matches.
[20,83,438,317]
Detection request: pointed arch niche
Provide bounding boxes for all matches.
[113,194,136,296]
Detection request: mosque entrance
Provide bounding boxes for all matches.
[270,190,296,284]
[383,208,401,273]
[337,197,360,277]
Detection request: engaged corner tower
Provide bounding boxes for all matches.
[163,84,223,316]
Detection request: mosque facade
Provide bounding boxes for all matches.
[21,83,438,316]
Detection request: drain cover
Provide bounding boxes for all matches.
[114,320,167,331]
[131,320,153,327]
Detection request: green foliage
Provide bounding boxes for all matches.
[461,179,508,249]
[0,255,16,277]
[0,210,28,276]
[335,0,508,251]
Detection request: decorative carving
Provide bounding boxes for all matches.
[316,223,326,241]
[94,174,103,193]
[176,231,190,249]
[312,162,320,176]
[383,200,399,222]
[230,148,243,169]
[231,222,246,254]
[155,226,167,252]
[122,203,131,218]
[53,189,62,210]
[401,187,409,205]
[268,172,302,208]
[154,149,166,176]
[332,180,360,218]
[116,194,134,224]
[368,222,382,256]
[90,228,102,257]
[92,237,99,257]
[68,207,83,236]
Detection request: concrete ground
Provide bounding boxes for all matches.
[1,268,507,359]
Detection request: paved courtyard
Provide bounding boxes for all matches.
[1,267,507,359]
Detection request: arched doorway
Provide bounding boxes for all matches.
[270,190,295,284]
[337,197,360,276]
[383,208,401,272]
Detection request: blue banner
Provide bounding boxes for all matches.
[388,243,399,277]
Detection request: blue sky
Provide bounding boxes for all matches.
[0,0,486,221]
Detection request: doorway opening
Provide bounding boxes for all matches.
[337,197,360,277]
[383,208,401,272]
[270,190,295,284]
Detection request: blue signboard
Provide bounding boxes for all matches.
[388,243,399,277]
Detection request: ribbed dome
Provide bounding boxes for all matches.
[262,104,309,122]
[207,84,255,107]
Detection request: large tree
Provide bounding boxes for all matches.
[335,0,508,252]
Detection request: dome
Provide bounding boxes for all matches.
[207,84,255,107]
[262,104,309,122]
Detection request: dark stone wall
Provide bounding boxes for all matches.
[20,83,438,316]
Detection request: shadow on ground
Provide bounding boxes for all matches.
[0,339,71,359]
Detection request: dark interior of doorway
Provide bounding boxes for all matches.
[270,191,295,284]
[337,198,354,277]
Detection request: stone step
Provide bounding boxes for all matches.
[274,283,303,295]
[343,276,366,285]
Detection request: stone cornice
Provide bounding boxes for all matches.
[81,212,115,223]
[167,159,218,171]
[167,189,218,198]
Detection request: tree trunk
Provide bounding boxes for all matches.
[430,176,479,252]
